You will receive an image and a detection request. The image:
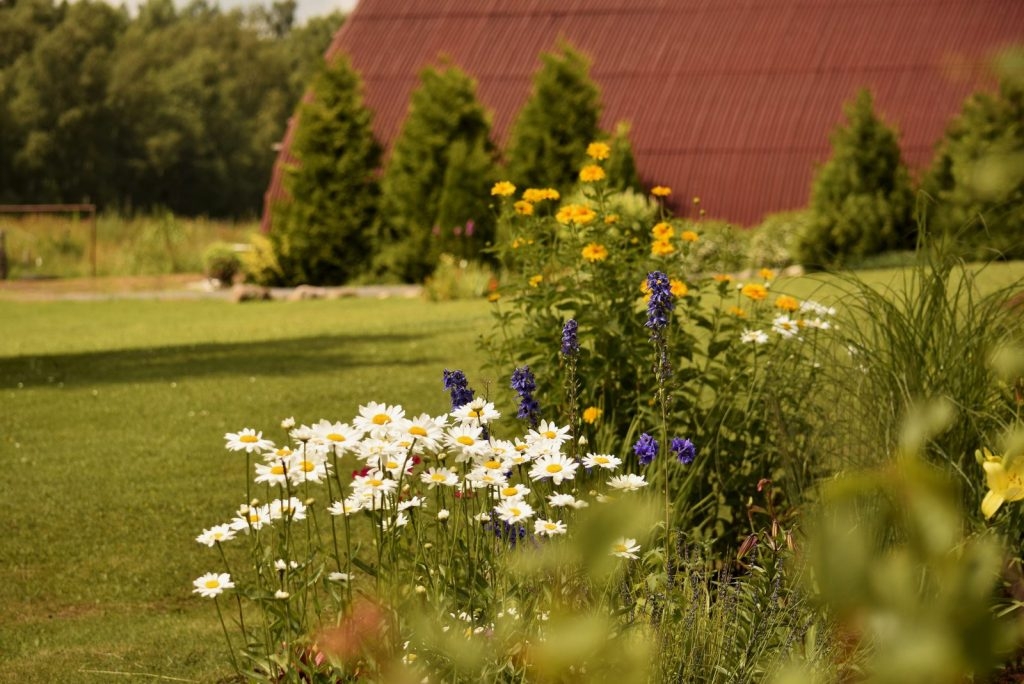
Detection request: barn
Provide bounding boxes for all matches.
[262,0,1023,230]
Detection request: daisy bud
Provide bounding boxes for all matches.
[281,416,295,429]
[275,590,290,599]
[415,585,426,594]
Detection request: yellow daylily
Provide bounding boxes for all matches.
[980,447,1024,519]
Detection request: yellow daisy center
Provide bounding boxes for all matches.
[240,435,259,443]
[385,460,399,469]
[502,487,519,497]
[543,430,557,439]
[613,544,627,553]
[271,465,285,475]
[368,478,384,488]
[205,579,220,589]
[468,409,482,418]
[509,507,522,517]
[409,426,427,436]
[546,464,563,474]
[484,460,502,470]
[595,456,609,464]
[456,436,475,446]
[300,460,315,472]
[372,414,391,425]
[275,447,292,457]
[326,433,345,442]
[430,473,447,481]
[544,523,558,531]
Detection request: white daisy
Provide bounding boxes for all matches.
[269,497,306,521]
[395,413,446,452]
[397,496,425,512]
[548,493,588,509]
[466,467,508,489]
[528,453,579,485]
[195,524,236,547]
[327,497,364,516]
[740,328,770,345]
[495,483,531,500]
[437,509,450,520]
[582,453,621,470]
[802,316,831,330]
[351,472,399,497]
[420,466,459,488]
[230,504,272,531]
[445,425,489,460]
[310,420,363,453]
[192,572,234,598]
[494,500,534,524]
[381,512,410,532]
[451,398,501,425]
[353,402,406,437]
[288,455,329,483]
[224,428,273,453]
[533,519,567,536]
[799,299,836,317]
[254,461,291,486]
[526,420,572,449]
[771,315,800,339]
[607,473,648,492]
[611,538,641,559]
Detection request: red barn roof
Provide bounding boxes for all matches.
[262,0,1023,230]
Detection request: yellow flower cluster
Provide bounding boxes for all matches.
[522,188,560,202]
[582,406,603,423]
[581,243,609,262]
[579,165,606,183]
[651,186,671,197]
[556,204,597,226]
[774,295,799,312]
[651,240,675,257]
[680,230,699,243]
[651,222,674,240]
[741,283,768,301]
[586,141,610,160]
[514,200,534,216]
[528,274,543,287]
[491,181,516,197]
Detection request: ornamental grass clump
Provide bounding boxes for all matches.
[485,146,841,549]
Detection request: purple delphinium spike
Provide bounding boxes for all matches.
[511,366,540,428]
[633,433,659,466]
[561,319,579,357]
[671,437,697,465]
[442,369,475,410]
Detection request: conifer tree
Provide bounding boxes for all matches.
[920,77,1024,259]
[796,89,916,268]
[504,43,602,191]
[604,121,642,193]
[375,64,496,282]
[271,54,381,285]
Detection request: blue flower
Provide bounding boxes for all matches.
[671,437,696,465]
[645,271,675,336]
[442,369,475,410]
[511,366,540,428]
[633,433,659,466]
[561,319,579,356]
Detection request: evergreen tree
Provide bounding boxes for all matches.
[271,54,381,285]
[504,43,602,191]
[920,77,1024,259]
[375,64,497,282]
[796,89,916,268]
[604,121,642,193]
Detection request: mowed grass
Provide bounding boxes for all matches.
[0,296,494,682]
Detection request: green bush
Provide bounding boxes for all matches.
[747,209,812,269]
[201,241,241,286]
[241,232,283,286]
[504,42,602,193]
[375,64,498,282]
[796,89,916,269]
[270,53,381,285]
[421,253,496,302]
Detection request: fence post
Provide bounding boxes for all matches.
[0,229,7,280]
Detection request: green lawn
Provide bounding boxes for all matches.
[0,297,493,682]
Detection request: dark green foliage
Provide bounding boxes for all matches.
[271,54,381,286]
[504,43,602,192]
[375,65,498,282]
[0,0,342,216]
[920,76,1024,259]
[796,89,917,268]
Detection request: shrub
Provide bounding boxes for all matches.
[796,89,916,269]
[421,253,496,302]
[241,233,283,286]
[202,241,242,286]
[748,209,811,269]
[920,72,1024,260]
[375,64,498,282]
[504,42,602,193]
[270,53,381,286]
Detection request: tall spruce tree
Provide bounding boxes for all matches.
[796,89,916,268]
[375,64,497,282]
[504,43,602,191]
[271,54,381,285]
[920,76,1024,259]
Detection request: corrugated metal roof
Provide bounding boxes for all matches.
[262,0,1023,231]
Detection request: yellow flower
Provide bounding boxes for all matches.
[528,274,543,288]
[727,306,747,318]
[651,186,671,197]
[523,188,559,202]
[713,274,733,283]
[582,406,602,424]
[514,200,534,216]
[980,448,1024,519]
[579,165,606,183]
[604,214,619,224]
[741,283,768,301]
[511,237,526,249]
[681,230,699,243]
[491,181,516,197]
[556,204,596,225]
[692,196,701,205]
[582,243,609,262]
[487,292,501,302]
[651,222,674,240]
[774,295,799,312]
[586,142,610,160]
[670,279,688,297]
[759,267,776,280]
[651,239,675,257]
